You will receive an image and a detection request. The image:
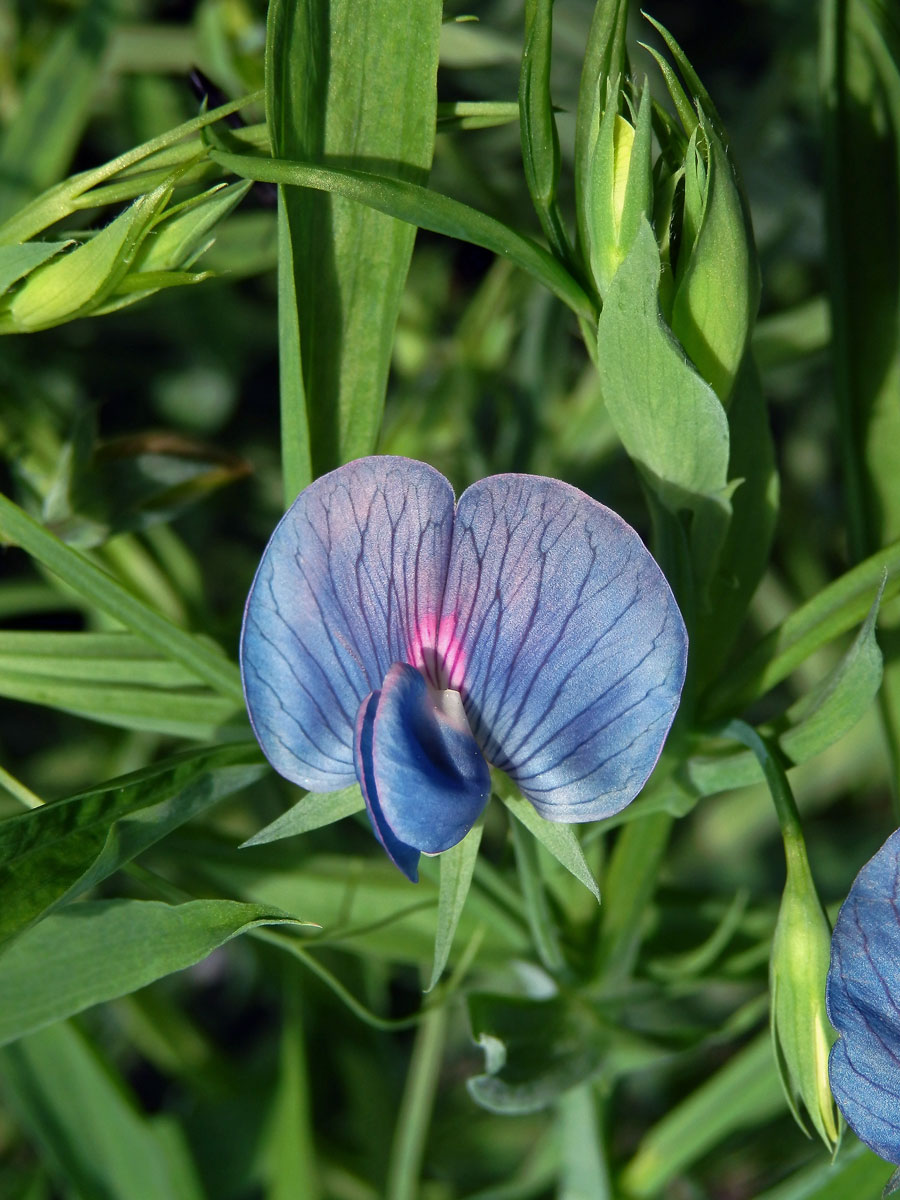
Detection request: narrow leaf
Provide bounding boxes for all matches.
[0,1023,205,1200]
[0,743,265,950]
[0,0,115,222]
[428,818,484,991]
[501,791,600,904]
[0,899,308,1047]
[241,784,365,846]
[210,149,596,322]
[266,0,442,475]
[0,494,242,701]
[620,1034,785,1197]
[702,539,900,717]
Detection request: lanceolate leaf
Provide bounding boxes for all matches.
[690,593,883,793]
[0,494,242,701]
[0,899,309,1047]
[501,791,600,904]
[594,220,731,582]
[428,818,484,991]
[241,785,365,846]
[0,743,266,951]
[0,0,116,223]
[210,149,596,322]
[0,1023,205,1200]
[266,0,442,478]
[702,538,900,718]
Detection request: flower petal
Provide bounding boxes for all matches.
[354,690,420,882]
[442,474,687,820]
[240,457,455,790]
[366,662,490,855]
[826,828,900,1164]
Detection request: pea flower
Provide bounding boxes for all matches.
[826,827,900,1167]
[240,457,687,880]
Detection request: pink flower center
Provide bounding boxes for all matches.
[407,613,466,692]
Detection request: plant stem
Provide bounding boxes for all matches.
[385,1004,448,1200]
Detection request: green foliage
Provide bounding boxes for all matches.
[0,0,896,1195]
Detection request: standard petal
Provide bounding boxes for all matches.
[442,474,687,821]
[354,690,420,882]
[240,457,455,790]
[826,828,900,1165]
[369,662,490,855]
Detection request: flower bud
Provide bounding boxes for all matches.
[669,114,760,405]
[770,837,841,1151]
[584,81,653,301]
[6,183,170,332]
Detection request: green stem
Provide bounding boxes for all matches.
[594,811,673,984]
[718,719,803,847]
[385,1005,448,1200]
[0,763,43,809]
[511,815,566,974]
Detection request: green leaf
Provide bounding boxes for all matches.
[780,587,883,761]
[194,849,528,965]
[753,1137,891,1200]
[594,219,731,578]
[0,0,116,223]
[823,0,900,807]
[275,192,312,504]
[691,594,883,793]
[0,1023,205,1200]
[6,183,172,332]
[210,149,596,324]
[694,359,779,686]
[0,91,262,247]
[259,971,320,1200]
[241,785,365,846]
[467,992,605,1114]
[266,0,442,477]
[519,0,570,263]
[0,241,72,296]
[0,631,202,685]
[702,537,900,718]
[0,899,309,1047]
[0,743,265,951]
[427,818,484,991]
[0,669,244,739]
[0,494,242,701]
[500,791,600,904]
[619,1034,785,1198]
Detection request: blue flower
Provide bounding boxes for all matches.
[827,827,900,1165]
[240,457,687,880]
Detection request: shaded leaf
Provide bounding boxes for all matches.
[0,899,308,1047]
[0,493,242,701]
[210,149,596,323]
[0,1023,204,1200]
[0,743,265,951]
[467,992,605,1114]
